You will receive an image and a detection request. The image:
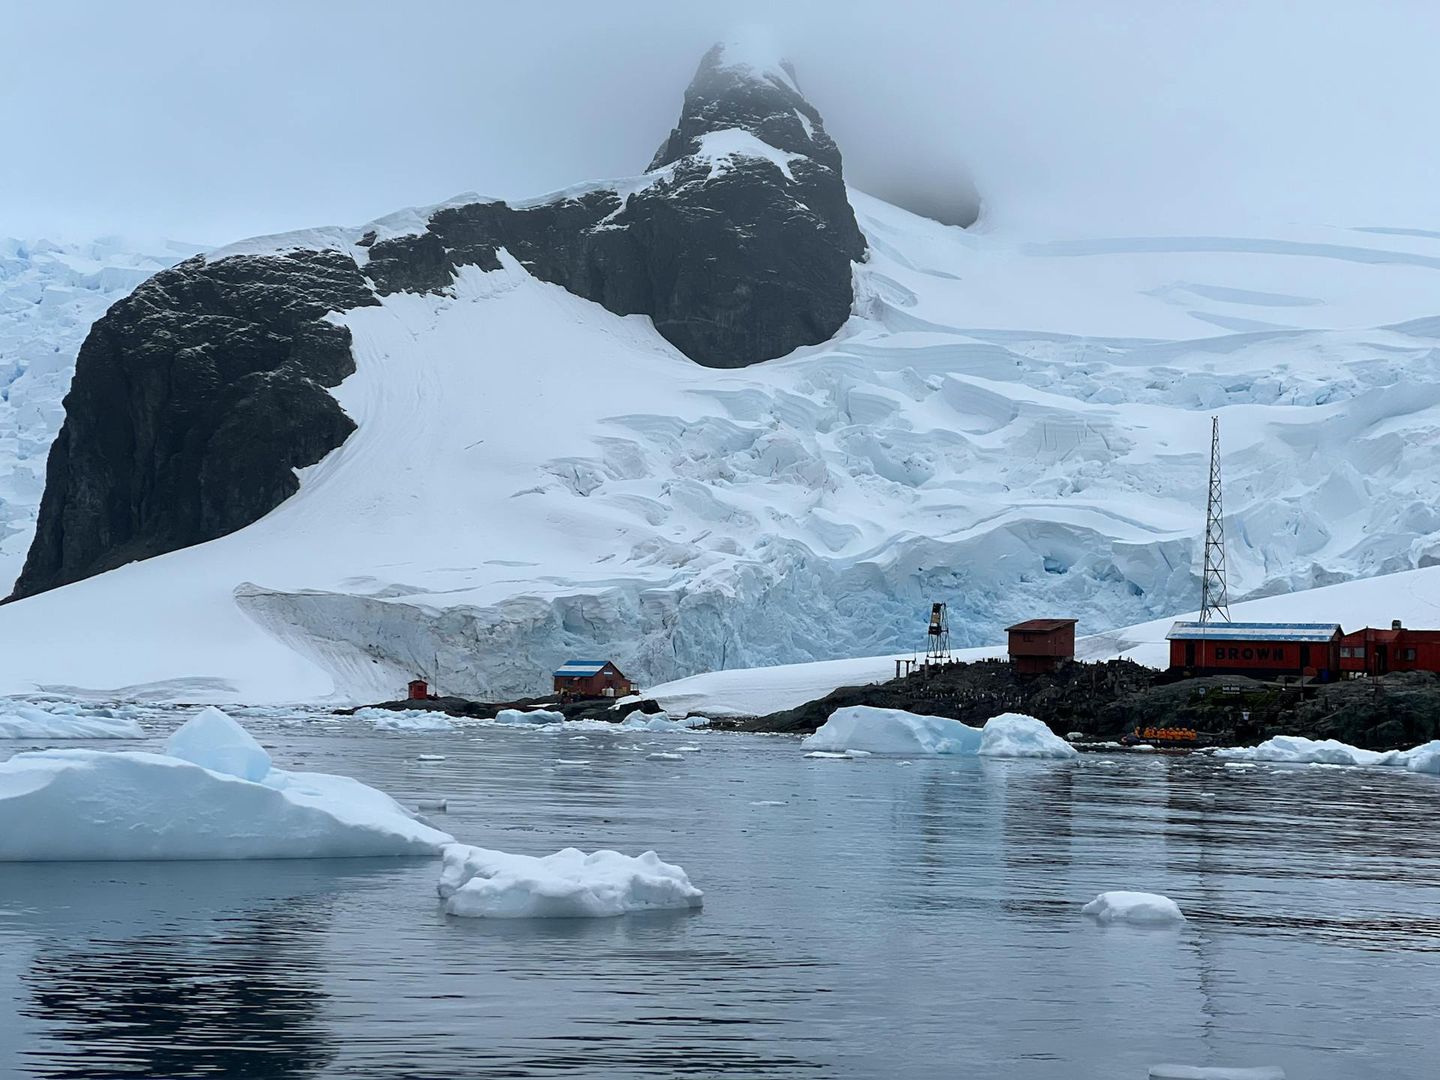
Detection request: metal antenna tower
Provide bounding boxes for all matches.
[1199,415,1231,624]
[925,602,951,664]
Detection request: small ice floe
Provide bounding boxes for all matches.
[674,745,702,752]
[896,761,914,767]
[1223,762,1258,770]
[749,800,787,807]
[0,700,144,740]
[646,752,685,761]
[437,843,703,918]
[1149,1066,1285,1080]
[619,711,706,732]
[1081,891,1186,926]
[493,708,566,726]
[417,798,449,812]
[355,708,455,732]
[1218,734,1440,775]
[802,707,1077,759]
[1131,744,1157,752]
[0,707,454,860]
[803,750,857,760]
[417,754,448,762]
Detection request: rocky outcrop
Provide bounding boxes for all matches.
[8,42,866,600]
[10,251,376,598]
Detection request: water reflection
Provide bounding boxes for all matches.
[23,908,335,1078]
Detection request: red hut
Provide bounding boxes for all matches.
[552,660,633,699]
[1339,621,1440,676]
[1006,619,1077,674]
[1166,622,1341,679]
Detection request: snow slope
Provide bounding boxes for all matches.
[4,197,1440,702]
[0,238,196,591]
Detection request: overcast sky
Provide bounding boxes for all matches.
[4,1,1438,244]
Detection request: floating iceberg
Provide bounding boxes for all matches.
[1081,891,1187,926]
[354,708,456,732]
[801,707,1077,759]
[437,843,703,918]
[1149,1067,1286,1080]
[0,700,144,740]
[492,708,566,726]
[619,711,706,732]
[0,708,453,861]
[1216,735,1440,775]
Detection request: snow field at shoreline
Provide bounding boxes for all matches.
[802,707,1078,759]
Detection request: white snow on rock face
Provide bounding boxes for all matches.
[1216,735,1440,774]
[1082,891,1187,926]
[353,707,456,732]
[165,705,271,780]
[802,706,1077,759]
[1149,1066,1286,1080]
[0,699,143,740]
[436,842,703,919]
[0,708,453,860]
[14,200,1440,703]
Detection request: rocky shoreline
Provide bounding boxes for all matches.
[355,658,1440,751]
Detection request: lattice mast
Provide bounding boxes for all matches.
[925,602,951,664]
[1199,415,1231,624]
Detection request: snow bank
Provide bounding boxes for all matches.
[0,708,453,860]
[0,700,143,740]
[354,708,456,732]
[436,843,703,918]
[1082,891,1187,926]
[801,707,1077,759]
[1217,735,1440,774]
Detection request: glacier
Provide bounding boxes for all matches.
[4,199,1440,701]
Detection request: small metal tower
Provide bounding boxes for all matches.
[1199,415,1231,624]
[925,602,951,664]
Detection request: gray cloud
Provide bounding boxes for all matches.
[4,1,1438,243]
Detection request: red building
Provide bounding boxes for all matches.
[552,659,633,699]
[1166,621,1341,679]
[1339,621,1440,676]
[1006,618,1077,674]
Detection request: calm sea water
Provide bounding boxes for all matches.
[1,716,1437,1079]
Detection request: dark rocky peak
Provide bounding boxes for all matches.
[649,39,843,175]
[9,40,870,601]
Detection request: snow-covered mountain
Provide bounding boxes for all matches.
[0,237,196,590]
[2,44,1440,704]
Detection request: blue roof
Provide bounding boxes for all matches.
[553,660,611,677]
[1166,621,1341,642]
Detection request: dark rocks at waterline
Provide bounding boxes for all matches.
[741,660,1440,751]
[350,695,666,724]
[12,42,868,600]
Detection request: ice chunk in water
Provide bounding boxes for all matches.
[1082,890,1186,925]
[437,843,703,918]
[1149,1067,1285,1079]
[165,706,271,781]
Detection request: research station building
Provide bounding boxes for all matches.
[1166,621,1342,679]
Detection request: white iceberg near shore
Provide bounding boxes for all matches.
[801,707,1077,759]
[354,707,456,732]
[1082,890,1186,926]
[437,842,703,918]
[0,707,453,860]
[0,700,144,740]
[1216,735,1440,774]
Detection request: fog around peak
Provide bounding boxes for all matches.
[3,0,1437,241]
